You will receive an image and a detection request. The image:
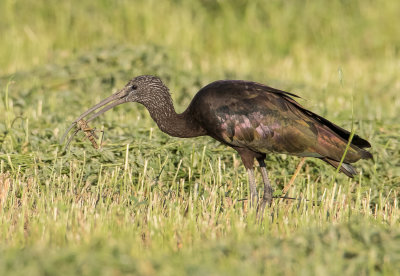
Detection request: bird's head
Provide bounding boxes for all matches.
[124,75,167,104]
[61,75,167,145]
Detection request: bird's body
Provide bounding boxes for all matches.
[185,80,371,176]
[62,75,372,210]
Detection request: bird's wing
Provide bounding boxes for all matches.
[197,82,369,162]
[213,91,323,157]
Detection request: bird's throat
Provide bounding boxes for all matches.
[142,93,205,138]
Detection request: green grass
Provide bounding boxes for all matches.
[1,0,400,275]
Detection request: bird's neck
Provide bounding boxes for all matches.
[142,91,205,138]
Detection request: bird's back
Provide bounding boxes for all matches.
[189,80,372,165]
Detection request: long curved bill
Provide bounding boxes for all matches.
[60,87,130,147]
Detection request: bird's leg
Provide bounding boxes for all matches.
[247,168,258,208]
[234,147,258,209]
[257,158,273,214]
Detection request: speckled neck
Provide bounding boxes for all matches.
[140,87,206,138]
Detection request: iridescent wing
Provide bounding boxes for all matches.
[192,81,371,163]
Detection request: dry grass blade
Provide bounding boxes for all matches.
[280,157,306,200]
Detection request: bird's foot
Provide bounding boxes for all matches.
[250,193,259,209]
[256,194,273,222]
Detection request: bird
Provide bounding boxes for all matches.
[61,75,373,211]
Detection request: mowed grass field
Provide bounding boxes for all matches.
[1,0,400,275]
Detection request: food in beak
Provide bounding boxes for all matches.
[61,87,129,148]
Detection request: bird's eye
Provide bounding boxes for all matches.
[131,85,137,90]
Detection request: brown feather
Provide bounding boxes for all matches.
[189,80,372,168]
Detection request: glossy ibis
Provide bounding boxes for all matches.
[62,75,372,210]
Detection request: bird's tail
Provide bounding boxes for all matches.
[322,157,359,178]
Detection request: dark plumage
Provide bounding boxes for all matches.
[62,75,373,209]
